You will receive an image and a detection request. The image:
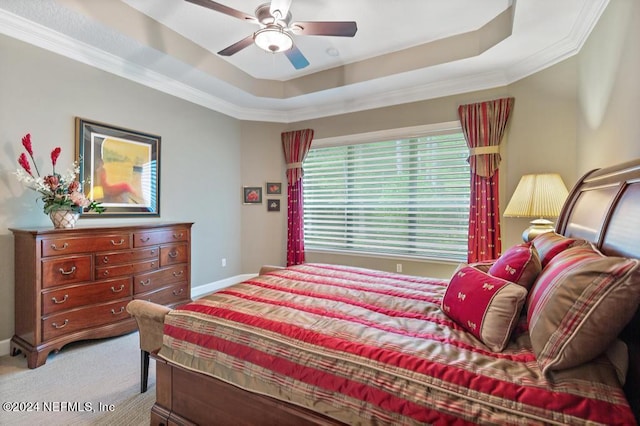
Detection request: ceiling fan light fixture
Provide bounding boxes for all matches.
[254,25,293,53]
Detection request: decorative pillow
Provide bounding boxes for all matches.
[527,243,640,375]
[531,232,587,267]
[488,242,541,290]
[442,266,528,352]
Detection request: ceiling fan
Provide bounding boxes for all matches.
[185,0,357,69]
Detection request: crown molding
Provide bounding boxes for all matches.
[0,9,288,122]
[0,2,608,124]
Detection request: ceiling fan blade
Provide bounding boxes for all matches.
[291,21,357,37]
[184,0,258,23]
[284,44,310,69]
[218,35,255,56]
[269,0,292,20]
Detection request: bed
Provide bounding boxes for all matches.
[132,158,640,425]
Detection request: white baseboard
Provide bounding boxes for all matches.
[0,273,257,358]
[191,273,257,299]
[0,339,9,358]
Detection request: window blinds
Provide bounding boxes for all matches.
[303,132,470,262]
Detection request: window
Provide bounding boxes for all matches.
[303,126,470,262]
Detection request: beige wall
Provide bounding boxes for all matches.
[576,0,640,173]
[239,121,288,271]
[0,35,243,342]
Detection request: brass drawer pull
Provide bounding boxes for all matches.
[150,249,156,255]
[172,232,184,239]
[102,270,110,276]
[111,239,125,246]
[140,236,150,242]
[52,294,69,304]
[140,278,151,286]
[58,266,77,275]
[52,319,69,329]
[102,256,110,264]
[50,242,69,251]
[172,288,184,296]
[111,285,125,293]
[172,270,184,277]
[111,307,125,315]
[168,250,178,258]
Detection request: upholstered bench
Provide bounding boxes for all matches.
[126,265,284,393]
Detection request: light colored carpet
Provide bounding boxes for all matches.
[0,332,155,425]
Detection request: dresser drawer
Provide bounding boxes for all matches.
[134,264,188,294]
[42,255,92,289]
[42,278,133,315]
[160,243,188,266]
[42,299,131,341]
[96,247,159,266]
[96,259,159,280]
[133,226,189,248]
[135,283,190,306]
[41,233,131,257]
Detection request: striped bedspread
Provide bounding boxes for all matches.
[159,263,635,425]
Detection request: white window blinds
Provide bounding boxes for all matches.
[303,131,470,262]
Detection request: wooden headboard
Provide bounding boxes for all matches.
[555,158,640,420]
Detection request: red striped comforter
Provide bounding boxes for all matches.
[159,263,635,425]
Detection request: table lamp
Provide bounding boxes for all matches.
[503,173,569,242]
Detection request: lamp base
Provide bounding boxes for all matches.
[522,218,555,242]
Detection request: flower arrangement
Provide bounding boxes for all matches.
[14,133,104,214]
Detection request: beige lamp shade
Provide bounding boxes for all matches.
[504,173,569,241]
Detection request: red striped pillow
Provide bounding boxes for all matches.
[527,243,640,375]
[488,242,541,290]
[442,266,528,352]
[531,232,587,267]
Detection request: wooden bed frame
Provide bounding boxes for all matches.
[148,158,640,425]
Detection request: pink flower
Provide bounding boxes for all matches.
[18,153,32,176]
[51,147,61,167]
[21,133,33,156]
[70,191,90,207]
[68,181,80,192]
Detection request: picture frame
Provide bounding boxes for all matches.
[75,118,160,217]
[266,182,282,195]
[243,186,262,204]
[267,199,281,212]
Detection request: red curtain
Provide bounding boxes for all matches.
[458,98,514,263]
[282,129,314,266]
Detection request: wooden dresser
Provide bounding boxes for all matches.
[9,222,193,369]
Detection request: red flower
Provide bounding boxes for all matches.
[51,147,62,167]
[18,153,32,176]
[43,175,60,191]
[21,133,33,156]
[18,152,33,176]
[68,181,80,192]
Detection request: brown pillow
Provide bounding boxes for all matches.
[527,243,640,375]
[488,242,541,290]
[442,266,528,352]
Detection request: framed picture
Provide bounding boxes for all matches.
[267,199,280,212]
[266,182,282,195]
[75,118,160,217]
[243,186,262,204]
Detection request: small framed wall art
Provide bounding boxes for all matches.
[267,199,281,212]
[266,182,282,195]
[243,186,262,204]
